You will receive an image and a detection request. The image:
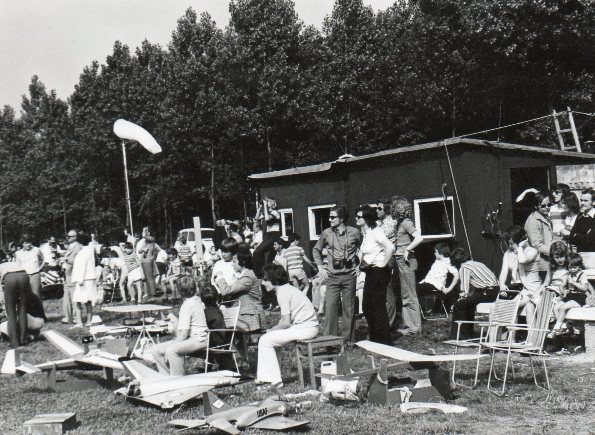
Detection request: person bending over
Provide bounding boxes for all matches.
[255,264,318,388]
[151,276,208,376]
[0,285,46,343]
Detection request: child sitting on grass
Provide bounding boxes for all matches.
[418,243,459,314]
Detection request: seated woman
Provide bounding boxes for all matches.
[255,264,318,389]
[151,276,208,376]
[213,247,265,333]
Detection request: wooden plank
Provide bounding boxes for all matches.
[23,413,76,434]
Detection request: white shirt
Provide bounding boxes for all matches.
[15,247,43,274]
[71,245,97,283]
[360,226,391,266]
[211,260,236,290]
[420,257,457,290]
[156,250,168,264]
[177,296,207,340]
[276,284,318,329]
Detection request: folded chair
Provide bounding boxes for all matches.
[484,290,556,396]
[444,294,520,388]
[204,300,241,374]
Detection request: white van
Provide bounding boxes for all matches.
[177,228,215,253]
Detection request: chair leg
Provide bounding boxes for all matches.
[295,344,304,389]
[308,344,316,390]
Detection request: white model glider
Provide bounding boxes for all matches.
[356,340,484,362]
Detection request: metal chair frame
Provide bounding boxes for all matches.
[204,299,241,374]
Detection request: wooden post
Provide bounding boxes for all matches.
[193,217,203,274]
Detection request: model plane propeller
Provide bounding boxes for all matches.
[169,391,311,434]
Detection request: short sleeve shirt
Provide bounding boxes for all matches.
[276,284,318,329]
[360,226,391,266]
[177,295,207,340]
[395,219,418,256]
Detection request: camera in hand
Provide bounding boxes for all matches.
[332,255,358,270]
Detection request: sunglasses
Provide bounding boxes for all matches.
[356,214,363,218]
[539,203,551,208]
[329,215,339,220]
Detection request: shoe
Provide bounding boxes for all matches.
[70,323,83,329]
[547,330,558,339]
[397,328,421,336]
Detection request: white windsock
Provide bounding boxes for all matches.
[113,119,162,154]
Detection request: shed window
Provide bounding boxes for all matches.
[413,197,455,240]
[278,208,294,240]
[308,204,336,240]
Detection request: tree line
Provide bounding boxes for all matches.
[1,0,594,246]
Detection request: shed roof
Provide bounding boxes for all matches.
[249,138,595,181]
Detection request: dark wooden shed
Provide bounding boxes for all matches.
[249,138,595,274]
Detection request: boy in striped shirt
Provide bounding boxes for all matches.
[283,233,317,293]
[122,242,145,303]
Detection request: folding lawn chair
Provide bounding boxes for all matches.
[204,300,241,374]
[444,293,520,388]
[484,290,556,396]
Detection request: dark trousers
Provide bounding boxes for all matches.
[363,266,392,344]
[3,271,30,348]
[450,287,499,339]
[140,262,156,296]
[253,231,281,279]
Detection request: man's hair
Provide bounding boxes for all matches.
[124,242,134,250]
[331,205,349,223]
[287,232,300,243]
[434,243,450,257]
[166,247,178,256]
[21,233,33,243]
[78,231,91,246]
[274,238,287,248]
[236,250,254,269]
[263,264,289,286]
[177,276,197,298]
[200,284,219,307]
[504,225,527,245]
[220,237,239,254]
[450,247,470,269]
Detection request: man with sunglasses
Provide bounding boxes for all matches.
[59,230,82,325]
[313,205,362,343]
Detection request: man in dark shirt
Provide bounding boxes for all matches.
[313,205,362,343]
[569,189,595,252]
[201,285,234,371]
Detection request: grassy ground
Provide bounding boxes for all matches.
[1,298,594,434]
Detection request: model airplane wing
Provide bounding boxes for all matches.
[1,349,41,375]
[120,384,216,409]
[119,359,170,383]
[168,419,207,430]
[209,418,241,435]
[250,416,310,431]
[356,340,483,362]
[42,330,85,357]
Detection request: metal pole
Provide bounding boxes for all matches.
[122,140,134,235]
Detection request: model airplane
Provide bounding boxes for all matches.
[115,359,243,409]
[356,340,485,363]
[1,329,128,376]
[169,391,310,434]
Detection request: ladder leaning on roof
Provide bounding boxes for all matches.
[553,108,582,152]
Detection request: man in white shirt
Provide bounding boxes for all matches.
[151,276,208,376]
[15,234,44,297]
[211,238,239,291]
[256,264,319,388]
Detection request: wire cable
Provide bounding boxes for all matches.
[455,113,559,139]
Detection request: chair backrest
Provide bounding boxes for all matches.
[526,290,555,348]
[485,297,521,343]
[219,300,241,330]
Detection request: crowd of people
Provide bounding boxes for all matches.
[1,184,595,388]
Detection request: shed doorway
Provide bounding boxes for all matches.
[510,167,550,226]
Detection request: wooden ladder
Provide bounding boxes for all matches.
[553,107,582,152]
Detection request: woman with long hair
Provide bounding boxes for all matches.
[390,196,423,335]
[355,205,394,344]
[559,192,580,250]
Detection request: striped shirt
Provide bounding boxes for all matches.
[122,252,140,273]
[177,244,192,261]
[284,245,306,271]
[459,261,498,298]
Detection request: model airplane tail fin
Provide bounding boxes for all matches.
[119,358,168,383]
[202,391,232,415]
[42,330,85,357]
[1,349,41,375]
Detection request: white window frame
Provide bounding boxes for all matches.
[413,196,455,240]
[308,203,336,241]
[278,208,294,240]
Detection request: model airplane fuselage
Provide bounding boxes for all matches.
[116,359,242,409]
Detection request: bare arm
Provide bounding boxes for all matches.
[444,268,460,293]
[270,314,291,331]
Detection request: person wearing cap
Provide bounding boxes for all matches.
[15,234,44,297]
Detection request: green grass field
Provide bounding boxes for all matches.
[1,298,594,434]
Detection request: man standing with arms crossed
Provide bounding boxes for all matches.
[60,230,81,326]
[313,205,362,344]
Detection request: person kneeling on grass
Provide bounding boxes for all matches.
[151,276,208,376]
[255,264,319,389]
